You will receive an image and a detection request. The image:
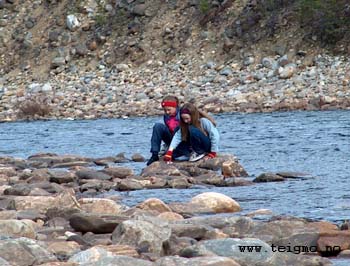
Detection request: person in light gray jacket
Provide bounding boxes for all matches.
[163,102,220,162]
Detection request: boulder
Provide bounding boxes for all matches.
[0,237,56,266]
[137,198,172,213]
[253,173,285,182]
[102,167,133,178]
[75,169,111,180]
[78,198,122,215]
[69,248,153,266]
[190,192,241,213]
[69,212,128,234]
[0,219,36,238]
[112,217,171,255]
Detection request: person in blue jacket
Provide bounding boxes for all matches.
[147,95,181,166]
[163,102,220,162]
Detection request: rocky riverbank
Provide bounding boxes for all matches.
[1,52,350,122]
[1,0,350,122]
[0,153,349,265]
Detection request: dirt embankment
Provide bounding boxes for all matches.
[0,0,349,121]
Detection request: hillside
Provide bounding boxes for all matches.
[0,0,349,121]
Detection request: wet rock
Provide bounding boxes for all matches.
[117,178,144,191]
[167,176,191,188]
[190,192,241,213]
[49,170,76,184]
[75,168,112,180]
[131,153,146,162]
[253,173,285,182]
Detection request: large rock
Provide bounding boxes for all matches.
[48,170,76,184]
[0,219,36,238]
[180,238,331,266]
[69,247,153,266]
[13,191,79,213]
[78,198,122,215]
[69,212,128,234]
[75,169,111,180]
[102,167,133,178]
[0,237,56,266]
[137,198,172,213]
[190,192,241,213]
[112,217,171,255]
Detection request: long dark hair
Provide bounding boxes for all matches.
[179,103,216,141]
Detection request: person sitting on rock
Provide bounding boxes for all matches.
[163,102,220,163]
[146,95,181,166]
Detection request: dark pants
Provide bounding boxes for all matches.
[150,123,210,159]
[188,126,211,154]
[150,123,189,157]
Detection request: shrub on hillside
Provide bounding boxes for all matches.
[16,95,52,119]
[298,0,350,45]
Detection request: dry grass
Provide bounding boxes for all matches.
[16,94,52,119]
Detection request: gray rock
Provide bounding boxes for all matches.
[49,169,76,183]
[4,184,31,196]
[0,237,56,266]
[76,168,112,180]
[112,217,172,255]
[253,173,285,182]
[69,212,128,234]
[66,14,80,31]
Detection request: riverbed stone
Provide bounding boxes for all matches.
[112,217,172,255]
[190,192,241,213]
[102,167,134,178]
[253,173,285,182]
[0,237,56,266]
[137,198,172,213]
[0,219,36,238]
[78,198,122,215]
[69,212,128,234]
[75,168,112,180]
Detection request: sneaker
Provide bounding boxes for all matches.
[147,154,159,166]
[189,152,205,162]
[158,143,169,156]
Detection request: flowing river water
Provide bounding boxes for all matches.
[1,110,349,265]
[1,110,349,221]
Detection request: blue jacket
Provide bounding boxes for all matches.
[169,117,220,152]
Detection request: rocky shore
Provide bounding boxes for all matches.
[1,52,350,122]
[0,153,349,265]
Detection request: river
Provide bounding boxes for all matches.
[1,110,349,265]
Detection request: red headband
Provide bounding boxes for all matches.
[180,108,191,115]
[161,101,177,108]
